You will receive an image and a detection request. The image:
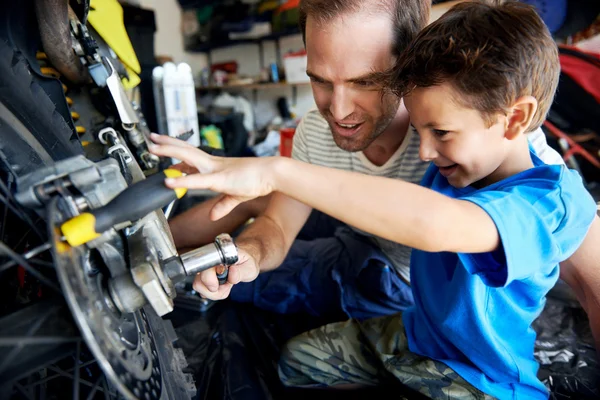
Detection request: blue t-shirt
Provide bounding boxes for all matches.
[403,150,596,399]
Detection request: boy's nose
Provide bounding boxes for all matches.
[419,137,438,162]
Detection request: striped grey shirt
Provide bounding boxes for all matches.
[291,108,563,283]
[292,109,428,282]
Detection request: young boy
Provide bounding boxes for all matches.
[149,1,597,398]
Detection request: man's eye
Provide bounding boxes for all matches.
[310,77,325,85]
[354,80,374,87]
[433,129,449,137]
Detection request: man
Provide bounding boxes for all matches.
[171,0,600,334]
[173,0,433,320]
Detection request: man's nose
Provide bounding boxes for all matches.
[419,135,438,162]
[329,86,354,120]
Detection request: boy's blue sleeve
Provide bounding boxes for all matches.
[458,169,596,287]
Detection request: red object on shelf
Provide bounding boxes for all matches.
[276,0,300,13]
[279,127,295,157]
[210,61,238,74]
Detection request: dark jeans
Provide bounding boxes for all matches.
[229,211,414,320]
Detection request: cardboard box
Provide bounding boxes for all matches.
[283,50,309,83]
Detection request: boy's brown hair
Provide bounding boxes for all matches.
[388,0,560,131]
[298,0,430,57]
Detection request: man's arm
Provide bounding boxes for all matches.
[191,191,313,298]
[235,192,313,273]
[559,214,600,357]
[169,194,271,252]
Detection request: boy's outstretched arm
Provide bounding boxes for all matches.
[273,157,500,253]
[559,215,600,358]
[150,135,499,254]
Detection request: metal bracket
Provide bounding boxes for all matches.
[103,57,139,126]
[108,144,132,164]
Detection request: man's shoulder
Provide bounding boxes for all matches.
[298,109,332,137]
[296,109,340,152]
[527,127,564,165]
[301,108,328,124]
[293,108,350,165]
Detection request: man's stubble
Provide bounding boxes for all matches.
[329,94,401,153]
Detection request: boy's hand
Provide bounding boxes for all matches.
[169,162,198,175]
[149,133,278,220]
[192,245,259,300]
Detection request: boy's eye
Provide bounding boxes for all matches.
[410,124,421,135]
[433,129,449,137]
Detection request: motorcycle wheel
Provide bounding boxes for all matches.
[0,40,195,400]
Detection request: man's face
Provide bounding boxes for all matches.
[405,84,510,189]
[305,12,401,152]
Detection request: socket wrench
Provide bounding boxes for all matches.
[180,233,238,284]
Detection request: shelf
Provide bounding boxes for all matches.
[185,1,462,53]
[196,81,310,91]
[430,0,468,22]
[186,28,302,53]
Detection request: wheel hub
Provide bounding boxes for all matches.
[49,198,163,400]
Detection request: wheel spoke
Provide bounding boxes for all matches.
[86,375,104,400]
[0,240,60,293]
[23,359,98,388]
[101,375,112,400]
[73,340,80,400]
[0,242,53,273]
[0,304,59,375]
[47,364,109,391]
[0,176,9,242]
[14,382,35,400]
[0,336,79,346]
[29,259,54,268]
[0,178,44,240]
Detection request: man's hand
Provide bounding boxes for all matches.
[149,133,279,221]
[192,245,260,300]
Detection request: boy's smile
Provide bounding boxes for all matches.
[404,83,523,189]
[437,164,459,178]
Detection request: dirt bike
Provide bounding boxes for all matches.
[0,0,200,398]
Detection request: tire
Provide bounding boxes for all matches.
[0,39,82,175]
[145,308,197,400]
[0,40,195,400]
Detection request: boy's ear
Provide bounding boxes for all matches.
[504,96,538,140]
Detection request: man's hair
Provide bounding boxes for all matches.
[388,0,560,131]
[299,0,430,57]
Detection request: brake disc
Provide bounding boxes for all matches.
[48,198,164,400]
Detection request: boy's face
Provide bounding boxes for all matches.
[405,84,509,188]
[305,12,401,152]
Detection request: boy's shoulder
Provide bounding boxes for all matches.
[485,164,591,217]
[430,163,595,287]
[469,164,595,266]
[427,161,595,257]
[425,160,586,209]
[491,163,567,202]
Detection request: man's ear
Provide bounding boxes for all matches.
[504,96,538,140]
